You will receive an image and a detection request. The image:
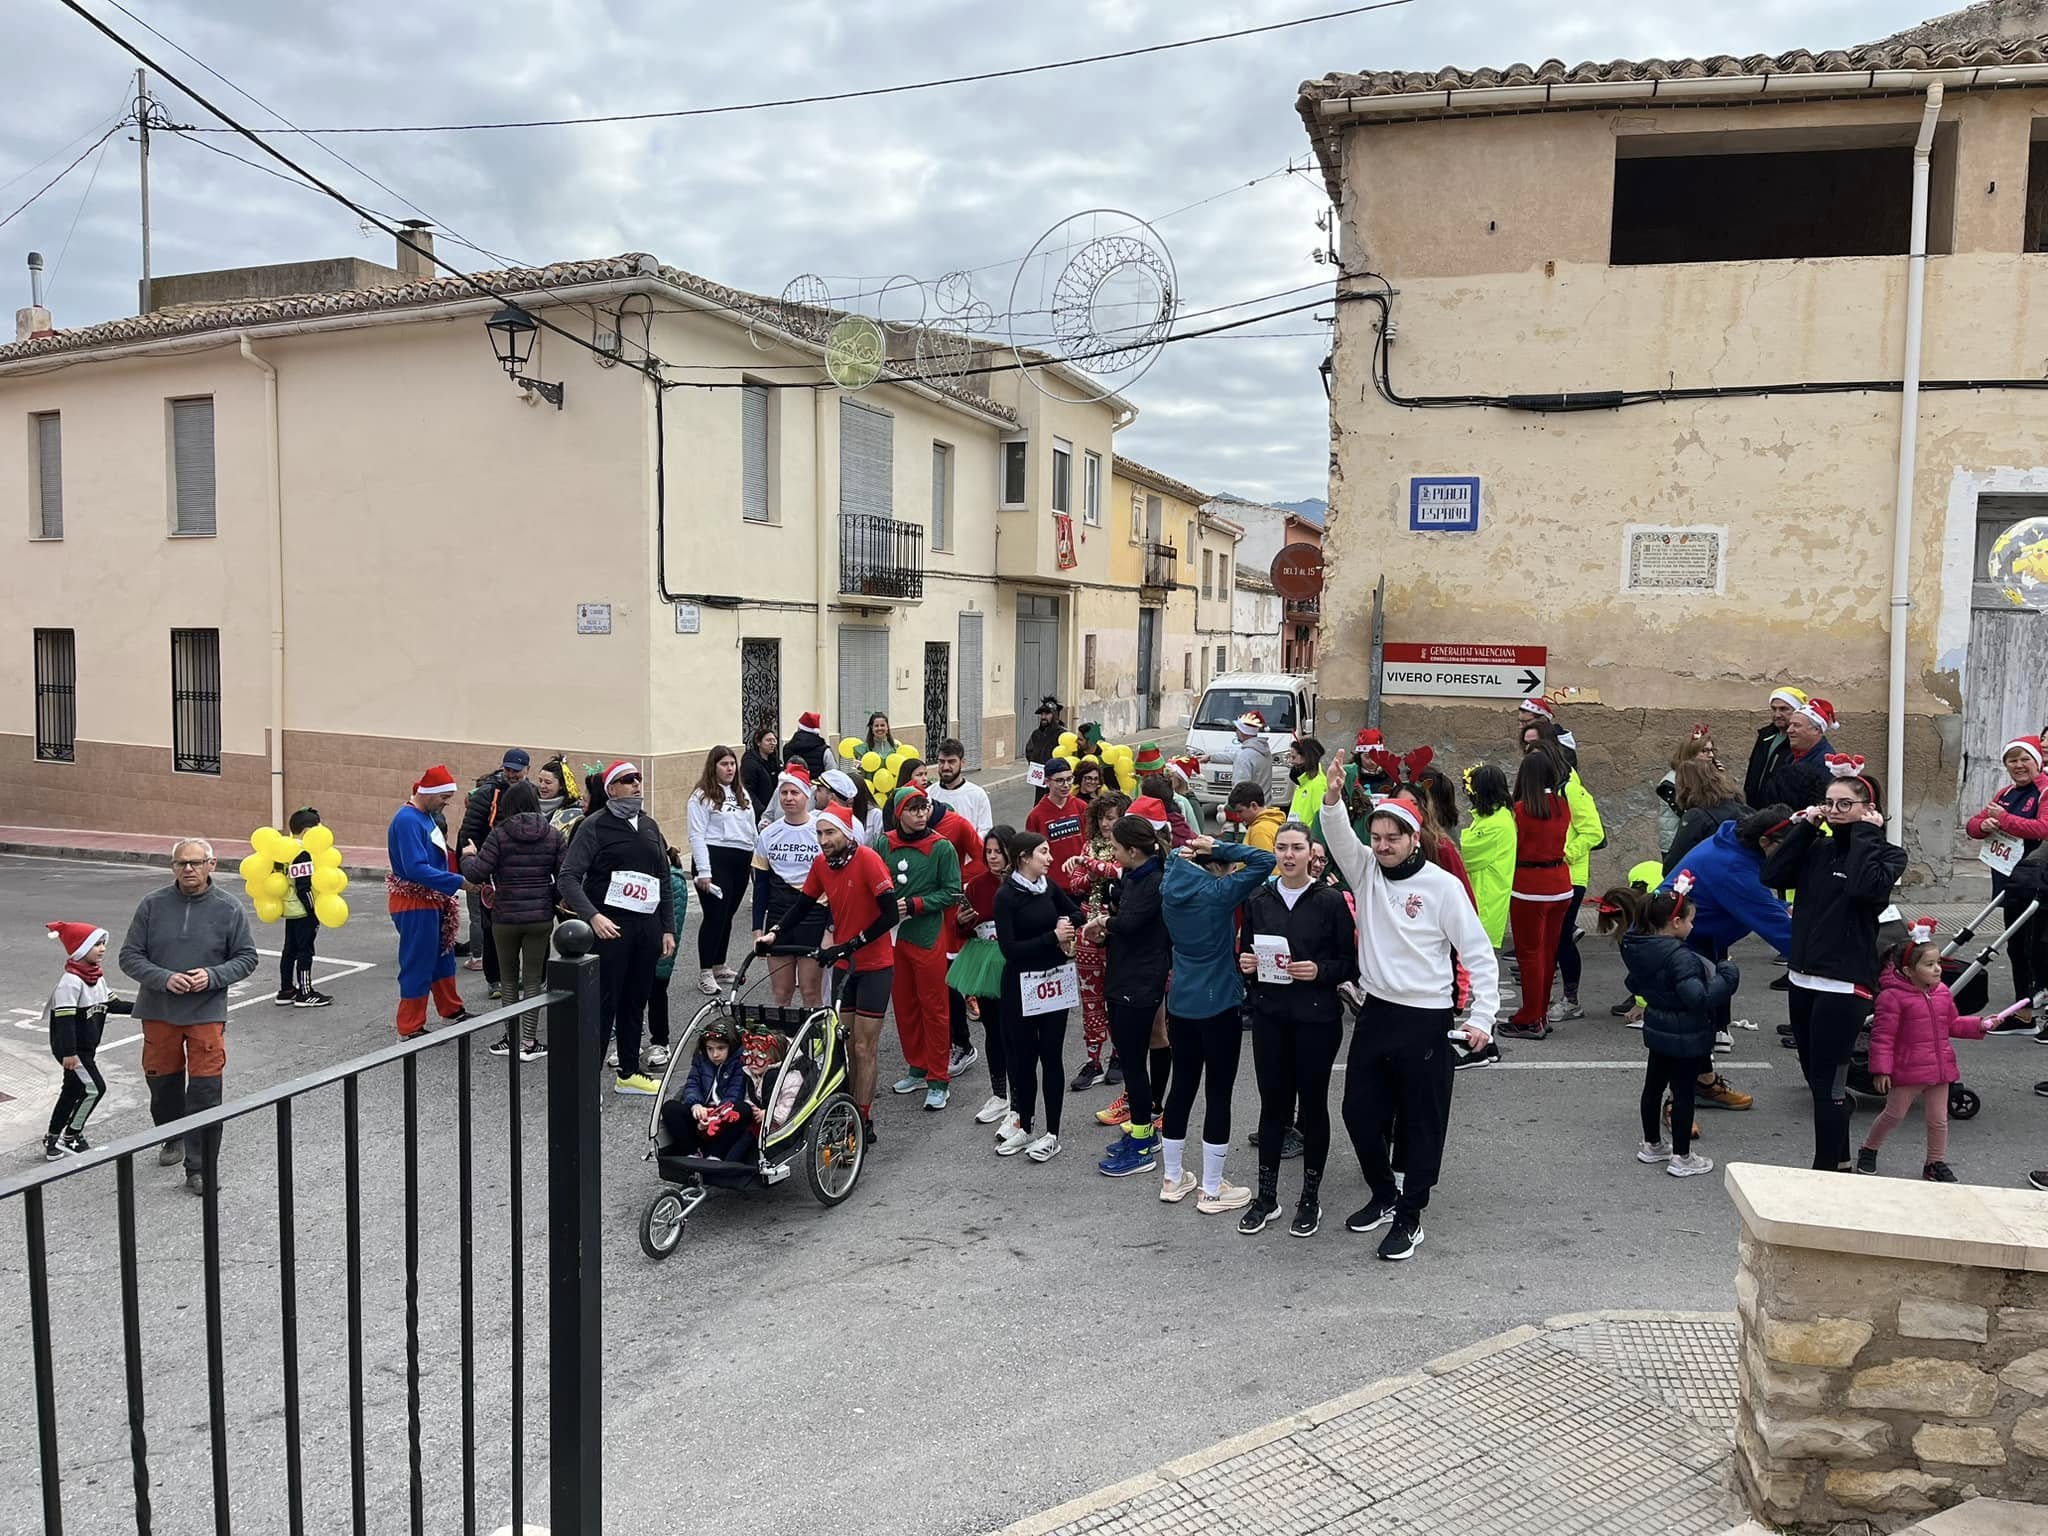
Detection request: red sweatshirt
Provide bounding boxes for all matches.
[1027,792,1089,895]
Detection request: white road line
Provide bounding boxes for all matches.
[1331,1060,1774,1072]
[98,958,379,1051]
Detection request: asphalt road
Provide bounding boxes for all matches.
[2,833,2046,1536]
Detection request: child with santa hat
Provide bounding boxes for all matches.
[42,920,134,1160]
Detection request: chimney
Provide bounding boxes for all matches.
[16,251,52,342]
[395,221,435,282]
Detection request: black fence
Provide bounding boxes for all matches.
[1143,541,1178,590]
[1,934,607,1536]
[839,512,925,600]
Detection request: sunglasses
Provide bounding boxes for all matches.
[610,775,642,787]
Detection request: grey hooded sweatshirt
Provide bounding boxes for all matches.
[119,880,259,1025]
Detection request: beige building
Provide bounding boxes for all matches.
[1298,18,2048,881]
[1,239,1128,851]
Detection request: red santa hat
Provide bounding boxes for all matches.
[2004,735,2045,768]
[1907,915,1939,946]
[413,764,459,796]
[1368,797,1422,834]
[1795,698,1837,733]
[1128,796,1171,831]
[1166,755,1200,786]
[1355,727,1383,748]
[797,710,822,731]
[817,801,856,835]
[47,921,108,961]
[777,761,814,796]
[1519,697,1556,721]
[1233,710,1267,736]
[602,760,642,790]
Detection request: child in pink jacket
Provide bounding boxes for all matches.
[1857,928,1987,1183]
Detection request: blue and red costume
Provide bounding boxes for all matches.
[387,783,468,1037]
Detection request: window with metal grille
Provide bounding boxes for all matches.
[31,412,62,539]
[33,628,75,762]
[740,638,780,741]
[1001,439,1027,507]
[171,628,222,774]
[1083,633,1098,691]
[171,397,216,535]
[1083,451,1101,527]
[839,398,893,518]
[923,641,950,745]
[741,384,774,522]
[1052,439,1072,513]
[931,442,952,551]
[1215,645,1227,675]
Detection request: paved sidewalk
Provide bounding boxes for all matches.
[996,1312,1745,1536]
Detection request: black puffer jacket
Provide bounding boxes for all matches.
[1759,819,1907,989]
[462,812,567,926]
[783,730,828,778]
[1104,859,1170,1008]
[1664,798,1750,877]
[1620,932,1738,1059]
[739,749,780,821]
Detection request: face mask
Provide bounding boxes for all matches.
[607,794,643,818]
[825,842,857,870]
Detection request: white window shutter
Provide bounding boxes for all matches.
[172,398,216,535]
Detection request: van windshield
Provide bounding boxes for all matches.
[1194,688,1296,733]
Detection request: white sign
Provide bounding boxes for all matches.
[1623,526,1726,595]
[576,603,613,635]
[674,602,701,635]
[1380,642,1546,699]
[1019,962,1078,1017]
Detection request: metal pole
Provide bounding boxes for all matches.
[135,68,152,313]
[545,938,603,1535]
[1367,572,1385,731]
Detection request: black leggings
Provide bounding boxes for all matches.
[1108,998,1164,1127]
[1252,1011,1342,1176]
[1554,886,1585,996]
[1342,997,1456,1220]
[1641,1051,1708,1156]
[599,920,661,1079]
[1994,871,2040,1006]
[1162,1008,1242,1145]
[49,1051,106,1138]
[1000,998,1067,1135]
[951,986,1008,1094]
[695,845,752,970]
[1789,986,1866,1171]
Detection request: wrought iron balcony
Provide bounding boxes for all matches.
[1284,593,1322,619]
[1142,540,1178,591]
[839,513,925,600]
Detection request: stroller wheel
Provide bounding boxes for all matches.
[1950,1086,1982,1121]
[640,1190,688,1260]
[805,1091,866,1207]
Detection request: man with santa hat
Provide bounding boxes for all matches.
[386,766,473,1040]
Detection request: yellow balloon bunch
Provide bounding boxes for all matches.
[237,823,351,928]
[839,737,864,761]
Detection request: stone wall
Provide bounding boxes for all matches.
[1729,1163,2048,1528]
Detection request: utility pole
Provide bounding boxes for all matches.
[135,68,151,313]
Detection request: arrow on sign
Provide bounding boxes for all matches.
[1518,669,1542,694]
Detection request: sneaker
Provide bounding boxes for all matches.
[1454,1039,1502,1070]
[463,957,484,971]
[296,990,335,1008]
[157,1139,183,1167]
[1923,1160,1959,1183]
[1988,1012,2035,1036]
[1070,1059,1104,1091]
[892,1071,927,1095]
[975,1094,1011,1125]
[519,1040,548,1063]
[1498,1022,1552,1041]
[924,1082,950,1112]
[2037,1081,2048,1098]
[1197,1181,1252,1214]
[1346,1197,1396,1233]
[1667,1152,1715,1178]
[1103,1057,1124,1086]
[862,1114,878,1147]
[1768,974,1790,992]
[1608,996,1638,1017]
[60,1129,89,1153]
[612,1073,660,1096]
[994,1124,1032,1157]
[1377,1215,1423,1261]
[1626,1015,1645,1030]
[1277,1128,1304,1160]
[2031,1170,2048,1192]
[1856,1147,1878,1174]
[1025,1132,1061,1163]
[488,986,503,1001]
[698,971,720,995]
[1098,1133,1159,1178]
[1696,1074,1753,1111]
[643,1044,671,1070]
[949,1044,979,1077]
[1159,1170,1199,1203]
[43,1137,71,1162]
[1095,1091,1131,1128]
[273,988,299,1007]
[1637,1140,1673,1164]
[1237,1197,1279,1234]
[1548,998,1585,1023]
[1290,1193,1321,1238]
[1713,1030,1733,1054]
[488,1036,514,1057]
[185,1171,209,1197]
[444,1010,475,1024]
[605,1044,619,1070]
[714,966,737,985]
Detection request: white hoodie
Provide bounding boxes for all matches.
[1322,810,1499,1036]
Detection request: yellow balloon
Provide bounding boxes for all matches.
[314,893,349,929]
[279,839,304,864]
[254,897,285,925]
[262,871,289,899]
[897,745,921,763]
[859,751,883,773]
[251,826,282,855]
[1119,770,1139,793]
[839,737,863,760]
[872,770,897,795]
[312,846,343,870]
[238,852,270,882]
[311,866,348,896]
[885,751,905,770]
[1057,733,1078,751]
[301,824,335,853]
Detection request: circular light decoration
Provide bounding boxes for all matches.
[913,299,993,390]
[877,274,928,335]
[825,315,886,391]
[778,273,834,338]
[1007,209,1176,404]
[934,270,975,316]
[1987,515,2048,608]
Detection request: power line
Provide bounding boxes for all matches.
[0,120,126,233]
[179,0,1418,135]
[42,125,116,298]
[0,99,124,199]
[163,129,408,223]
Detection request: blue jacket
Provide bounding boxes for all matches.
[1620,932,1739,1060]
[388,804,465,894]
[682,1048,749,1110]
[1661,821,1790,956]
[1159,842,1276,1018]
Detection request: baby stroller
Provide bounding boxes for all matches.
[637,946,866,1260]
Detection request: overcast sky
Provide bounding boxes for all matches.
[6,0,1948,504]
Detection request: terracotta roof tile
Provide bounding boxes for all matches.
[1112,454,1208,506]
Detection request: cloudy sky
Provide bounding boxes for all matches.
[7,0,1948,503]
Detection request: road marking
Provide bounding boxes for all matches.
[1331,1060,1775,1072]
[98,958,378,1051]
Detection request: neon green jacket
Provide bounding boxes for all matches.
[1563,769,1603,888]
[1288,771,1327,828]
[1458,808,1515,949]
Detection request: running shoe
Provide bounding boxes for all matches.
[1626,1016,1645,1030]
[714,966,737,985]
[1196,1181,1252,1214]
[891,1071,927,1095]
[1547,998,1585,1023]
[463,957,484,971]
[43,1137,71,1162]
[1346,1197,1396,1233]
[924,1083,950,1112]
[519,1040,548,1063]
[296,990,336,1008]
[1377,1215,1423,1261]
[1070,1059,1104,1091]
[1103,1056,1124,1086]
[1290,1192,1321,1237]
[643,1044,671,1070]
[949,1044,979,1077]
[1923,1160,1959,1183]
[698,971,720,995]
[273,988,298,1007]
[1159,1170,1199,1203]
[488,1036,514,1057]
[1497,1022,1552,1041]
[1856,1148,1878,1174]
[60,1129,89,1153]
[2036,1081,2048,1098]
[1667,1152,1714,1178]
[612,1073,660,1096]
[1713,1030,1732,1053]
[488,986,503,1001]
[1237,1197,1279,1234]
[1697,1074,1753,1110]
[975,1094,1011,1124]
[605,1044,618,1070]
[1095,1091,1131,1127]
[1025,1133,1061,1163]
[2031,1169,2048,1192]
[1099,1133,1158,1177]
[1988,1012,2036,1037]
[1637,1140,1673,1164]
[994,1124,1032,1157]
[1608,996,1638,1017]
[1453,1040,1502,1070]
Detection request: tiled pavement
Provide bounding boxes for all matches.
[996,1313,1746,1536]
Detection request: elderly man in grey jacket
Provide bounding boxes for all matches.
[120,837,259,1195]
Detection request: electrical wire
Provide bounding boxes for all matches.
[180,0,1419,135]
[0,120,126,234]
[42,125,116,298]
[0,98,124,199]
[163,129,410,224]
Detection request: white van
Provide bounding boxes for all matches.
[1183,672,1317,812]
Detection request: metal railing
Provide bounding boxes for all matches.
[2,934,607,1536]
[1142,541,1178,589]
[839,513,925,600]
[1284,594,1322,618]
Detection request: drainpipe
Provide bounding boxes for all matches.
[239,335,286,828]
[815,389,831,720]
[1885,81,1942,848]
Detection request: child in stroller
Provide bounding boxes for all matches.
[660,1018,761,1161]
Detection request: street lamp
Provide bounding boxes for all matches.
[484,305,565,409]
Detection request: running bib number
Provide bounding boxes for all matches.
[1981,832,2024,876]
[1253,934,1293,984]
[1019,963,1078,1017]
[975,920,997,942]
[1027,763,1047,788]
[605,870,660,913]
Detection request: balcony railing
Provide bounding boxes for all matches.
[840,513,925,600]
[1142,541,1178,590]
[1284,594,1322,618]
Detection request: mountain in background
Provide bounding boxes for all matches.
[1277,498,1326,526]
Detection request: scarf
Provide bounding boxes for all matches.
[1011,870,1048,895]
[608,794,644,819]
[825,843,858,870]
[1381,848,1428,882]
[66,956,103,987]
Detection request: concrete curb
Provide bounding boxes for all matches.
[984,1310,1741,1536]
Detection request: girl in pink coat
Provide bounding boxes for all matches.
[1857,926,1987,1183]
